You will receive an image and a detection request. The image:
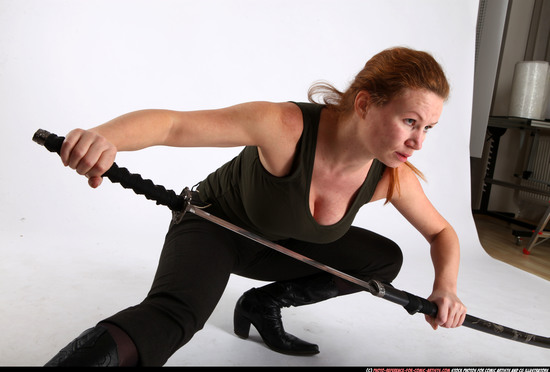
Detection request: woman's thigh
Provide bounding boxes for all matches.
[234,226,403,284]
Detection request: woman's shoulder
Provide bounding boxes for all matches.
[270,101,305,139]
[227,101,304,142]
[370,163,422,203]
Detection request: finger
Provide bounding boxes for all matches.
[88,176,103,189]
[457,311,467,327]
[424,314,438,330]
[60,129,84,166]
[67,132,96,171]
[75,138,112,176]
[444,311,458,328]
[85,150,115,188]
[436,306,449,328]
[91,143,116,176]
[451,305,467,328]
[443,304,466,328]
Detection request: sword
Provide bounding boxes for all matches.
[33,128,550,350]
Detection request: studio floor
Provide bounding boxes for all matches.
[473,213,550,281]
[1,211,549,367]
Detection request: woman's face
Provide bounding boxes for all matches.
[361,88,444,168]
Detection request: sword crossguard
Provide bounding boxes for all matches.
[171,187,193,224]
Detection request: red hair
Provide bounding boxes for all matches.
[308,46,449,203]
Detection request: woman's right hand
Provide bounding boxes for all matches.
[60,128,117,188]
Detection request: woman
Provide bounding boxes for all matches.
[45,46,467,366]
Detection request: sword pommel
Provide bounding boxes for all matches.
[32,129,51,146]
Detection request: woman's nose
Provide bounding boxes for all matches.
[405,131,424,150]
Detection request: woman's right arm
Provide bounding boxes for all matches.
[60,102,303,188]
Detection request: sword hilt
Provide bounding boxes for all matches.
[33,129,188,216]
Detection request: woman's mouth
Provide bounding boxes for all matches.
[396,152,411,162]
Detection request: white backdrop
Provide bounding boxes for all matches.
[1,0,549,367]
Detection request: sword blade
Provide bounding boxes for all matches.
[187,205,378,294]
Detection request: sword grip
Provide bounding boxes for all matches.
[402,291,438,317]
[371,280,438,317]
[33,129,186,213]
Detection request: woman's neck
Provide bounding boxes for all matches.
[317,108,374,173]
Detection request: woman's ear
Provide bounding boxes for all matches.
[354,91,371,118]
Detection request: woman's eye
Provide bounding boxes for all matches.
[424,125,433,132]
[404,118,416,125]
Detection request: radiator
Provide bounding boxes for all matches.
[518,133,550,205]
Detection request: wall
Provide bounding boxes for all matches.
[470,0,509,159]
[1,0,478,252]
[471,0,550,218]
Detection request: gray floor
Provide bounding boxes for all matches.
[1,203,549,367]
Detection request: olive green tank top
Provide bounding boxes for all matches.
[197,102,386,243]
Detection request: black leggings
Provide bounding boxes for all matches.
[103,209,403,366]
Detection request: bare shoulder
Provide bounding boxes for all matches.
[255,101,305,176]
[236,101,303,137]
[398,162,424,186]
[237,101,301,121]
[394,163,427,205]
[252,101,304,147]
[273,101,304,138]
[371,163,450,241]
[370,163,423,203]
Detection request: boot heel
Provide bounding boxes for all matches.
[233,310,251,339]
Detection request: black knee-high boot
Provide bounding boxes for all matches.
[233,273,341,355]
[44,323,138,367]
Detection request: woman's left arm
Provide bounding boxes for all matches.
[390,165,467,330]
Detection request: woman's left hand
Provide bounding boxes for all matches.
[424,290,467,330]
